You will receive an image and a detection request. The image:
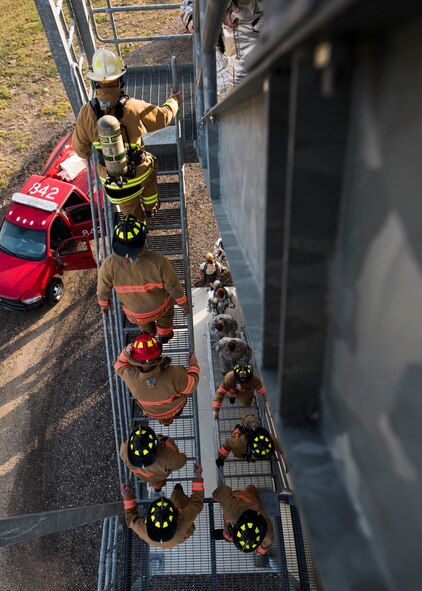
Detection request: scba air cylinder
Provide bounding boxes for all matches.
[97,115,128,178]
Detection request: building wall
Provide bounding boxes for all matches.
[218,94,268,292]
[324,17,422,587]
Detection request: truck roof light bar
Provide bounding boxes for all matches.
[12,193,58,213]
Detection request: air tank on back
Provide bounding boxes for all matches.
[97,115,128,178]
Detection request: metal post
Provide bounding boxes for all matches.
[34,0,83,115]
[208,500,219,591]
[290,503,311,590]
[172,56,201,465]
[97,518,109,591]
[70,0,96,64]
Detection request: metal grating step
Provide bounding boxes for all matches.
[158,181,180,202]
[157,154,178,175]
[146,233,183,256]
[124,307,188,334]
[125,64,196,144]
[147,205,181,230]
[161,329,190,353]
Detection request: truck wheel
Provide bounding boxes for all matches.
[45,278,64,306]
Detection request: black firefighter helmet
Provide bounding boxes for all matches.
[127,424,158,468]
[233,509,268,553]
[146,496,178,542]
[112,215,147,257]
[248,427,275,460]
[233,363,253,383]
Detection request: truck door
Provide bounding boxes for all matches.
[65,203,98,238]
[54,236,96,271]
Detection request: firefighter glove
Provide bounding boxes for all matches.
[182,302,190,315]
[193,463,203,478]
[120,482,134,500]
[216,456,225,468]
[101,304,113,318]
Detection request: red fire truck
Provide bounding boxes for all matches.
[0,139,101,310]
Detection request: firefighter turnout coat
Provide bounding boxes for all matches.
[212,484,274,554]
[120,435,187,490]
[114,350,200,423]
[213,370,265,413]
[124,478,204,548]
[97,250,187,328]
[217,426,282,462]
[72,85,178,212]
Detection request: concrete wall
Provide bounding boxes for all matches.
[324,17,422,588]
[218,94,268,291]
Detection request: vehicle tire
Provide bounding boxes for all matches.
[45,277,64,306]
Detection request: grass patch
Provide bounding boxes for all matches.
[40,103,70,123]
[0,86,11,99]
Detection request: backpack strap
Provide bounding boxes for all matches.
[89,98,103,120]
[89,94,129,120]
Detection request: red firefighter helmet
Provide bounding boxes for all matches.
[132,334,162,362]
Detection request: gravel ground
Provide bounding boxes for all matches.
[0,18,229,591]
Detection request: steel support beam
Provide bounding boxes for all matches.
[70,0,96,65]
[34,0,83,115]
[261,69,290,368]
[0,502,123,548]
[278,49,350,424]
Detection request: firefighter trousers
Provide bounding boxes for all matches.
[124,303,175,340]
[114,158,159,222]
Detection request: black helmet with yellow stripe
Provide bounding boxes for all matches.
[112,214,147,257]
[146,496,178,542]
[233,509,268,553]
[233,363,253,383]
[248,427,275,460]
[127,425,158,468]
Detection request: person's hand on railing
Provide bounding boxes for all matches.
[170,90,182,105]
[215,456,225,468]
[182,301,190,315]
[100,303,113,319]
[189,352,198,365]
[125,343,134,355]
[120,482,134,500]
[193,463,203,478]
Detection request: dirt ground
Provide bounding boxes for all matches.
[0,16,224,591]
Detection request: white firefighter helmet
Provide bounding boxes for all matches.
[88,48,127,82]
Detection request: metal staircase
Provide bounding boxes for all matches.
[0,2,321,590]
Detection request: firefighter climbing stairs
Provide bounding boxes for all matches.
[0,2,320,590]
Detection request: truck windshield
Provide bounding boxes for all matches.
[0,220,47,261]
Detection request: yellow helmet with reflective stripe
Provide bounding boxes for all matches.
[127,424,158,467]
[146,496,178,542]
[233,510,268,553]
[112,215,147,257]
[88,48,127,82]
